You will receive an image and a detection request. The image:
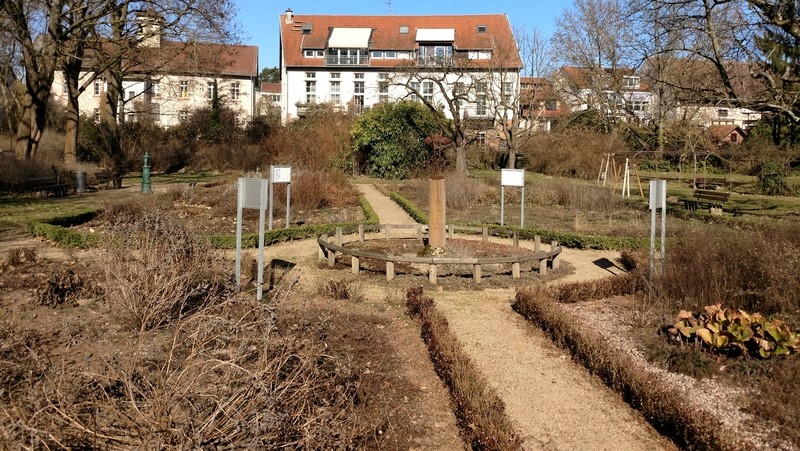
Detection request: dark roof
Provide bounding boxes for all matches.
[708,124,745,140]
[260,82,280,93]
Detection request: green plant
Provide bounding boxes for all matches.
[389,191,428,224]
[668,304,800,358]
[754,159,792,196]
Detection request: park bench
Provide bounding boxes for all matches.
[682,188,731,212]
[92,170,115,189]
[21,176,68,197]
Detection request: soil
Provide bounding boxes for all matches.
[0,181,675,449]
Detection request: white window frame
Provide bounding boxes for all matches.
[230,81,240,101]
[179,80,189,99]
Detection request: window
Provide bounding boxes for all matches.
[371,50,383,58]
[731,133,738,143]
[230,82,240,101]
[476,96,487,116]
[353,81,365,113]
[379,81,389,103]
[385,50,396,59]
[623,76,640,89]
[305,80,316,103]
[206,81,215,99]
[305,72,316,79]
[93,78,104,96]
[128,90,135,100]
[304,50,315,57]
[330,81,341,104]
[354,81,365,94]
[354,73,364,79]
[545,100,557,111]
[151,103,160,123]
[476,81,487,94]
[503,82,513,105]
[476,131,486,148]
[93,108,100,123]
[179,81,189,99]
[179,110,189,123]
[331,73,341,79]
[410,81,420,102]
[477,25,487,33]
[418,45,453,66]
[149,82,159,97]
[400,26,409,34]
[718,108,729,117]
[631,100,649,111]
[397,51,410,59]
[422,81,433,103]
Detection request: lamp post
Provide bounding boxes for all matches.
[141,152,152,194]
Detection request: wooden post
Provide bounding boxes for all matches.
[386,261,395,281]
[447,224,454,239]
[358,224,365,242]
[385,224,391,240]
[429,264,438,284]
[318,236,326,261]
[512,262,521,279]
[538,258,547,275]
[351,256,360,274]
[551,241,561,270]
[417,224,423,242]
[327,249,336,267]
[336,227,342,246]
[473,264,482,283]
[534,235,541,253]
[429,177,446,248]
[513,231,519,249]
[482,226,488,242]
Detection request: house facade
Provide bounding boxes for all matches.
[278,10,522,124]
[554,66,655,123]
[51,21,258,128]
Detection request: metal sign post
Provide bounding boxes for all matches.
[500,169,525,227]
[649,180,667,281]
[269,165,292,230]
[236,177,268,300]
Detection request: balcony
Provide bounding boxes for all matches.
[325,55,370,66]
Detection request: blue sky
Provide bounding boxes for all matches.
[235,0,574,70]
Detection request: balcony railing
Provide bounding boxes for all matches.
[418,56,453,67]
[325,55,370,66]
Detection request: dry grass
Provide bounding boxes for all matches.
[522,131,627,180]
[406,287,522,450]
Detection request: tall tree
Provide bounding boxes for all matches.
[2,0,68,158]
[259,66,280,83]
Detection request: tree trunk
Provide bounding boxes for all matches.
[13,94,34,158]
[63,104,79,164]
[455,144,467,174]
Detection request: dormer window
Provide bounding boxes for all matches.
[623,76,640,89]
[416,29,455,66]
[477,25,487,33]
[326,28,372,66]
[400,26,409,34]
[301,23,313,34]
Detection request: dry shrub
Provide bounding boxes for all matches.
[548,273,641,304]
[406,287,522,449]
[0,324,49,403]
[0,155,65,193]
[654,224,800,323]
[99,200,224,331]
[523,132,627,179]
[280,170,359,212]
[37,268,84,308]
[269,108,355,171]
[0,290,403,448]
[445,172,494,211]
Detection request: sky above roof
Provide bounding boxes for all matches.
[235,0,573,70]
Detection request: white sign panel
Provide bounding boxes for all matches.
[271,165,292,184]
[501,169,525,187]
[240,178,265,210]
[649,180,666,210]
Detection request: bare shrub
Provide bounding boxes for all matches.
[37,268,84,308]
[653,224,800,323]
[99,201,224,331]
[445,172,493,211]
[523,132,627,179]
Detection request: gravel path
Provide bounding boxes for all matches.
[357,182,674,450]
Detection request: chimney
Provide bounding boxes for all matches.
[285,9,293,23]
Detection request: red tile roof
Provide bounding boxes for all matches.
[708,124,744,140]
[86,40,258,78]
[260,82,280,93]
[280,13,521,69]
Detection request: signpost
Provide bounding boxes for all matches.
[500,169,525,227]
[236,177,268,301]
[269,165,292,230]
[649,180,667,280]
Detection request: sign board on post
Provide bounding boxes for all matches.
[268,165,292,230]
[649,179,666,210]
[236,177,268,301]
[500,169,526,227]
[649,179,667,280]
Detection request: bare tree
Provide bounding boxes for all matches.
[552,0,636,70]
[483,25,553,168]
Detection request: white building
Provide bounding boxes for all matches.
[51,18,258,127]
[278,10,522,123]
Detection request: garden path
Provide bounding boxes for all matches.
[355,182,675,450]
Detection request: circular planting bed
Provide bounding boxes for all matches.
[317,224,562,284]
